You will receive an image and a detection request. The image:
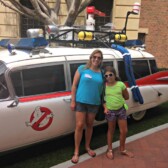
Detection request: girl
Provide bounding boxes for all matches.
[103,66,134,159]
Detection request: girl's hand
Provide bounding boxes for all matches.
[70,101,76,111]
[104,107,109,114]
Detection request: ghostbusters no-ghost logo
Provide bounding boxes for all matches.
[26,106,53,131]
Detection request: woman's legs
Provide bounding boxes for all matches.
[72,111,86,163]
[85,112,96,156]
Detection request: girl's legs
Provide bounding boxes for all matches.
[118,119,134,157]
[106,120,116,159]
[107,120,116,150]
[71,111,86,163]
[118,119,128,151]
[85,112,96,157]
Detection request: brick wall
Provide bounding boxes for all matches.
[140,0,168,68]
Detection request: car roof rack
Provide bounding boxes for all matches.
[0,28,144,50]
[47,28,127,48]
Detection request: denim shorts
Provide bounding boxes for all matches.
[75,102,99,114]
[105,107,127,121]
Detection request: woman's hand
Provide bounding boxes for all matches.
[71,70,80,112]
[70,101,76,111]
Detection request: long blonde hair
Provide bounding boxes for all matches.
[85,49,103,69]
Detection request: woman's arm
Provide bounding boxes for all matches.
[71,70,80,111]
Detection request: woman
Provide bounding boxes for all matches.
[71,49,104,164]
[103,66,134,159]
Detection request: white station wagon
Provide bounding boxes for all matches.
[0,28,168,153]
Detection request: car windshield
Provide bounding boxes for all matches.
[0,61,7,75]
[0,75,9,99]
[0,62,9,99]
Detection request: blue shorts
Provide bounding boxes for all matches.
[76,102,99,114]
[105,107,127,121]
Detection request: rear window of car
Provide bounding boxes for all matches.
[132,60,150,79]
[10,64,66,97]
[149,60,158,73]
[118,60,151,81]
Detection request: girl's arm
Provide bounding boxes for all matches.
[103,103,109,114]
[122,88,129,100]
[71,70,80,111]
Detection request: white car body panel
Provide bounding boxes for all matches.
[0,46,167,153]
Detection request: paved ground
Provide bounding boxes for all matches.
[51,123,168,168]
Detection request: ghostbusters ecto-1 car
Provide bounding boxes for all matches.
[0,26,168,153]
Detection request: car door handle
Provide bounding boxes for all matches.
[63,98,71,103]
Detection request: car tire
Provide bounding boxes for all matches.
[131,110,146,121]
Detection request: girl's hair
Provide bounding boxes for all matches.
[85,49,103,69]
[104,66,121,81]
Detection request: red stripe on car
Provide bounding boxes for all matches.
[19,91,71,102]
[124,71,168,87]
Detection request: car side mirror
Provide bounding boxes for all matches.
[7,98,19,108]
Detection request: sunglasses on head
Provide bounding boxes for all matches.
[92,56,102,60]
[105,73,113,78]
